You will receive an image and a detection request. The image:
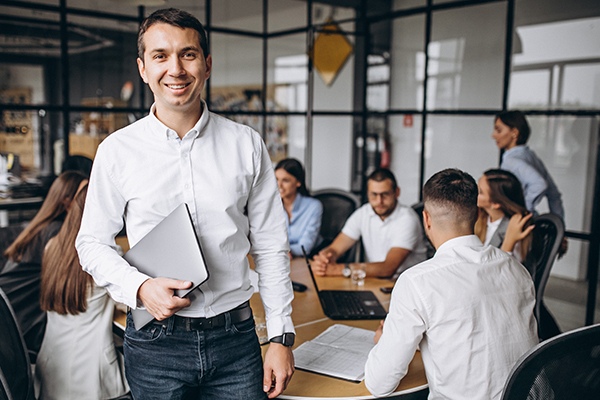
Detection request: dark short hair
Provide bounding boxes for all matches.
[367,168,397,191]
[138,8,209,61]
[275,158,309,196]
[423,168,478,227]
[496,110,530,145]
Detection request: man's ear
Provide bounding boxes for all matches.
[395,187,400,199]
[422,209,432,230]
[137,58,148,83]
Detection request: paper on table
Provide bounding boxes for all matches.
[293,324,376,382]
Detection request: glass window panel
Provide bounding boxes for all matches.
[512,0,600,110]
[393,0,425,10]
[145,1,205,21]
[424,115,498,183]
[312,3,355,26]
[265,115,306,164]
[67,14,141,114]
[524,116,598,281]
[267,33,307,112]
[268,0,307,33]
[562,64,600,109]
[209,33,263,112]
[389,14,425,110]
[212,0,261,32]
[429,2,506,110]
[508,69,551,109]
[311,116,353,191]
[389,115,422,205]
[68,0,140,17]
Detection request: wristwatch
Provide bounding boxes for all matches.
[342,263,351,278]
[270,333,295,347]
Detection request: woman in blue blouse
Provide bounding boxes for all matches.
[275,158,323,257]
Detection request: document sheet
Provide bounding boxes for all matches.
[293,324,376,382]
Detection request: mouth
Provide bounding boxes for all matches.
[166,83,191,90]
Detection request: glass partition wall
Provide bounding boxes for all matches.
[1,0,599,326]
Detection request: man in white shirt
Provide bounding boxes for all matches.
[364,168,538,399]
[75,8,294,400]
[312,169,427,279]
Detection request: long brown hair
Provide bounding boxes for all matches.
[40,185,91,315]
[4,171,87,262]
[475,169,532,259]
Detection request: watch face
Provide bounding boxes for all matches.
[343,266,351,277]
[283,333,295,347]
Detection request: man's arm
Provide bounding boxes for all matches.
[365,278,426,397]
[311,233,356,276]
[315,247,411,278]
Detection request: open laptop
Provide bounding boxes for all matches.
[124,203,209,329]
[301,247,387,320]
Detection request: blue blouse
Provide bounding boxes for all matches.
[286,194,323,257]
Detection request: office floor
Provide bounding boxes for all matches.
[544,276,600,332]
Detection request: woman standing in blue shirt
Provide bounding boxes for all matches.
[275,159,323,257]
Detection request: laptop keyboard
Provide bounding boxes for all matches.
[335,293,366,315]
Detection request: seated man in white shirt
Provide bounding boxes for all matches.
[312,168,427,279]
[364,168,539,399]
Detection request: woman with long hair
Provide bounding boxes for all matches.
[275,158,323,257]
[475,169,534,262]
[493,110,564,220]
[37,185,128,399]
[0,170,87,358]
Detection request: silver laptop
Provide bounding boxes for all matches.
[124,203,209,330]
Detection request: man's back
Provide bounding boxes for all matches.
[365,235,538,399]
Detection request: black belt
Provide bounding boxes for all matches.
[154,301,252,331]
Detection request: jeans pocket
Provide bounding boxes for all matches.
[125,323,164,343]
[231,317,256,334]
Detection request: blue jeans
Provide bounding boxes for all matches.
[123,311,267,400]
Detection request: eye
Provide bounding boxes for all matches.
[183,52,196,59]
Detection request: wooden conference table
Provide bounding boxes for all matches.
[113,255,428,399]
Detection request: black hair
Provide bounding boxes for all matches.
[496,110,531,145]
[275,158,309,197]
[367,168,398,191]
[138,8,209,61]
[423,168,478,228]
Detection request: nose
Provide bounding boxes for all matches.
[168,57,185,76]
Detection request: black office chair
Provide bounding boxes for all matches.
[0,223,26,273]
[523,213,565,341]
[311,189,361,262]
[0,287,35,400]
[62,155,93,179]
[501,323,600,399]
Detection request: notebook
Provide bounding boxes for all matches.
[124,203,209,330]
[301,247,387,320]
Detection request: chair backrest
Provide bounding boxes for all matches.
[501,323,600,399]
[0,224,26,273]
[523,213,565,340]
[312,189,361,261]
[0,288,35,400]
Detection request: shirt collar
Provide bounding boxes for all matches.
[147,99,210,141]
[503,144,527,158]
[291,193,304,214]
[435,234,483,254]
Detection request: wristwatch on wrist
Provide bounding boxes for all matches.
[342,263,351,278]
[270,332,295,347]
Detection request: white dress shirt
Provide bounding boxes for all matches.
[342,202,428,278]
[76,101,294,338]
[364,235,538,399]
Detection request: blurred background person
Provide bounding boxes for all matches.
[37,185,128,399]
[0,170,87,360]
[475,169,534,263]
[275,158,323,257]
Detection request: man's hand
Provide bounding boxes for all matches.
[374,320,384,344]
[137,277,192,320]
[263,343,295,398]
[312,250,335,276]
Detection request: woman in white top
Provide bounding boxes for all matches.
[36,185,128,400]
[475,169,534,263]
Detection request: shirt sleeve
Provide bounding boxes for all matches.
[341,207,363,241]
[388,208,422,251]
[365,276,427,397]
[246,133,295,338]
[75,142,150,308]
[502,157,548,214]
[289,199,323,257]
